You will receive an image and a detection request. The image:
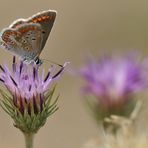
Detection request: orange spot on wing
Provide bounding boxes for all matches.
[42,16,47,20]
[32,19,38,23]
[37,17,42,21]
[30,15,51,23]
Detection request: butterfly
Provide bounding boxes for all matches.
[0,10,56,65]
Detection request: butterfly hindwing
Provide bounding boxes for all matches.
[1,23,43,61]
[9,19,26,28]
[0,28,22,55]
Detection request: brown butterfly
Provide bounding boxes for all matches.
[0,10,56,65]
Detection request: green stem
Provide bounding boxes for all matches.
[24,133,34,148]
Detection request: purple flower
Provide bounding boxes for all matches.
[79,54,147,109]
[0,57,67,133]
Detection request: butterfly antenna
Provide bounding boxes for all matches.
[42,59,63,67]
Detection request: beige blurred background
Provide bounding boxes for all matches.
[0,0,148,148]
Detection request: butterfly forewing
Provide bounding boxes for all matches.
[27,10,56,50]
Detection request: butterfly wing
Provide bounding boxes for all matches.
[0,23,43,62]
[17,23,43,59]
[9,10,56,52]
[0,28,24,56]
[9,19,26,28]
[0,10,56,64]
[27,10,56,51]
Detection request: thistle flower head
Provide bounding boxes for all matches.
[0,57,66,133]
[79,54,147,119]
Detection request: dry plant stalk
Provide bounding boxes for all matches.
[83,101,148,148]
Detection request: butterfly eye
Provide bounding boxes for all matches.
[34,58,42,66]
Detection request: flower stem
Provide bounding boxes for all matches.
[24,133,34,148]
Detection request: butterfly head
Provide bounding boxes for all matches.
[34,57,43,66]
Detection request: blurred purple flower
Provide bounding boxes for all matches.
[79,54,147,108]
